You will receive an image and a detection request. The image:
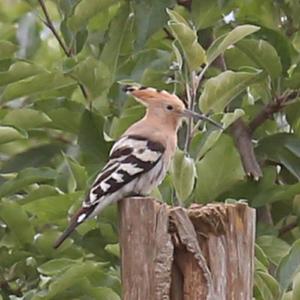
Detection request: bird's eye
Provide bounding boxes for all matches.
[166,105,174,111]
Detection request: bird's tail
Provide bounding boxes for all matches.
[53,220,79,249]
[53,206,93,249]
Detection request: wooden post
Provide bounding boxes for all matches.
[119,197,255,300]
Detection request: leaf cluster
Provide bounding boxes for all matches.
[1,0,300,299]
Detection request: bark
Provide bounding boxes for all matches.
[119,197,255,300]
[230,118,262,180]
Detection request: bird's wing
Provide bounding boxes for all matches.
[84,134,165,208]
[53,135,165,249]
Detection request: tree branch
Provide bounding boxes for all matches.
[229,118,263,179]
[278,219,298,237]
[38,0,89,101]
[184,82,193,151]
[209,53,262,178]
[38,0,70,56]
[249,91,297,133]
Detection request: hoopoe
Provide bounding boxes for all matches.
[53,85,221,248]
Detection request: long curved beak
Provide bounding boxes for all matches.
[183,109,223,129]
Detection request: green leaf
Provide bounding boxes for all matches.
[56,160,77,194]
[255,271,281,300]
[277,239,300,291]
[65,156,88,190]
[56,154,87,193]
[191,0,222,30]
[255,243,269,270]
[166,8,190,26]
[78,110,110,164]
[199,70,264,113]
[2,108,51,129]
[252,181,300,207]
[1,72,75,102]
[68,0,117,31]
[45,107,82,133]
[90,287,120,300]
[134,0,174,49]
[33,229,74,256]
[256,235,290,265]
[235,0,279,30]
[100,3,130,86]
[0,167,56,197]
[105,243,120,258]
[171,150,196,202]
[221,109,245,128]
[69,57,111,98]
[58,0,77,17]
[235,39,282,79]
[24,192,83,222]
[227,167,300,208]
[45,261,101,299]
[168,9,206,71]
[0,61,43,86]
[194,135,245,202]
[35,98,85,133]
[207,25,260,64]
[0,144,65,173]
[38,258,78,276]
[292,272,300,300]
[0,40,17,59]
[0,201,35,245]
[0,125,27,144]
[20,185,60,205]
[172,43,183,70]
[256,133,300,180]
[284,72,300,89]
[258,27,291,72]
[191,130,222,160]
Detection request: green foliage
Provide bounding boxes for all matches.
[171,149,196,202]
[1,0,300,299]
[199,70,264,113]
[167,9,206,71]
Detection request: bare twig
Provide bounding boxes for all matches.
[278,219,298,237]
[194,64,208,92]
[184,66,208,151]
[38,0,70,56]
[257,205,273,226]
[38,0,89,101]
[229,118,263,179]
[184,82,193,151]
[249,90,296,133]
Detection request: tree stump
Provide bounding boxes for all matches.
[118,197,255,300]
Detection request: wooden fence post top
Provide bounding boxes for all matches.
[119,197,255,300]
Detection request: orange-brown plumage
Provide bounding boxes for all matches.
[54,85,221,249]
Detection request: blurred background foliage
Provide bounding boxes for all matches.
[1,0,300,299]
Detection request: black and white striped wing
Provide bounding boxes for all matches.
[84,134,165,209]
[53,135,165,249]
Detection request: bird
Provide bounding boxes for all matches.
[53,85,221,248]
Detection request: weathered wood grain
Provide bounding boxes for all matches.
[119,198,255,300]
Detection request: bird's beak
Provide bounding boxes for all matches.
[183,109,223,129]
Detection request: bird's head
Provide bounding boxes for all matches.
[123,85,222,129]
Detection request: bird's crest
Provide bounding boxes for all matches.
[122,84,184,108]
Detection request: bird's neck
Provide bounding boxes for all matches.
[123,110,179,154]
[144,108,181,132]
